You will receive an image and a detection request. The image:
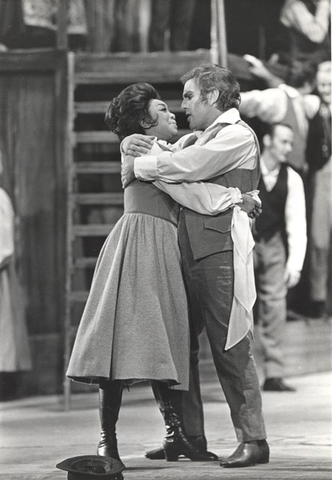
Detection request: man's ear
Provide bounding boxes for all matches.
[262,134,271,149]
[207,89,219,106]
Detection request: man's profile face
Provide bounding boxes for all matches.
[316,70,331,104]
[181,78,213,131]
[268,125,294,164]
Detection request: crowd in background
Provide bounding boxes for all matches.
[0,0,209,52]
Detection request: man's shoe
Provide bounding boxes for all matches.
[220,440,269,468]
[263,378,296,392]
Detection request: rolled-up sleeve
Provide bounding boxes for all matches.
[240,88,288,123]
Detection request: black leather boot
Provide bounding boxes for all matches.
[145,446,166,460]
[150,381,218,462]
[97,380,125,468]
[145,435,209,460]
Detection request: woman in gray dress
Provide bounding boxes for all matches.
[66,83,220,466]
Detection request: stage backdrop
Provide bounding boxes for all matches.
[0,50,69,396]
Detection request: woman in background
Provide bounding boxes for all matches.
[0,149,31,396]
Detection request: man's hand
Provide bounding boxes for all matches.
[284,267,301,289]
[243,54,283,87]
[121,134,154,157]
[244,54,271,79]
[240,193,262,219]
[121,155,135,188]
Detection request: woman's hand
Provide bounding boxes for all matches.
[240,194,262,219]
[121,134,154,157]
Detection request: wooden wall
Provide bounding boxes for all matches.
[84,0,151,53]
[0,50,69,396]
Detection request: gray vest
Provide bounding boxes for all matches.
[179,120,260,260]
[283,93,306,173]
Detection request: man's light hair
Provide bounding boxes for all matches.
[180,64,241,112]
[317,61,331,75]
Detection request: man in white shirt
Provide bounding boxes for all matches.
[254,123,307,392]
[122,64,269,468]
[240,54,319,174]
[242,56,331,318]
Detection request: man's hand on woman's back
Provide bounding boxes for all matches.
[121,134,154,157]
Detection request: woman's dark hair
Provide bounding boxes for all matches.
[105,83,160,140]
[180,63,241,112]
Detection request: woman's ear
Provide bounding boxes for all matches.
[139,119,150,130]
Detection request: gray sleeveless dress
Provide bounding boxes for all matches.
[67,173,190,390]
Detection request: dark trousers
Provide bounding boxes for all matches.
[178,218,267,442]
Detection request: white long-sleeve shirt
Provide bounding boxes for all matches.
[134,108,257,183]
[146,140,243,215]
[260,158,307,274]
[122,140,243,216]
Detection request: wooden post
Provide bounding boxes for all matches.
[211,0,228,67]
[57,0,68,50]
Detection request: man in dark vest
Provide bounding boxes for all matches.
[254,123,307,392]
[122,64,269,468]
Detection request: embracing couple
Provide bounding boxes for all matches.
[66,63,269,471]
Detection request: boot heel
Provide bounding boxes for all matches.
[164,443,179,462]
[165,451,179,462]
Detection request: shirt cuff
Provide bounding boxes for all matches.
[286,259,303,275]
[134,155,158,181]
[229,187,243,205]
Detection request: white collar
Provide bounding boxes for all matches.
[260,156,281,176]
[208,108,241,129]
[194,108,241,136]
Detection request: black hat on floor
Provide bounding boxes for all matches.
[56,455,125,479]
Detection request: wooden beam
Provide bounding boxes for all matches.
[73,51,211,82]
[57,0,68,50]
[211,0,228,68]
[0,51,67,71]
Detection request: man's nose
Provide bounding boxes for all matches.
[181,99,187,110]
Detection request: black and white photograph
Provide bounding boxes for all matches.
[0,1,331,479]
